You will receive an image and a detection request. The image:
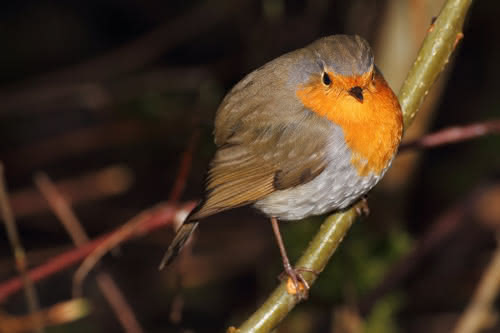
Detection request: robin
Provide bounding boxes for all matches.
[160,34,403,296]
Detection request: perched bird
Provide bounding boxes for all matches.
[160,35,403,295]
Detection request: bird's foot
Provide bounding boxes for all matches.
[279,266,318,300]
[355,196,370,217]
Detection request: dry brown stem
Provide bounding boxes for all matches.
[0,163,43,332]
[35,173,145,333]
[453,235,500,333]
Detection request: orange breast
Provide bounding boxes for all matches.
[296,73,403,176]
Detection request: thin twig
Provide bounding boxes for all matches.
[0,201,196,303]
[0,163,44,332]
[168,130,200,203]
[166,129,200,323]
[453,235,500,333]
[93,274,144,333]
[34,173,87,244]
[35,173,145,333]
[236,0,473,331]
[70,202,188,296]
[400,120,500,152]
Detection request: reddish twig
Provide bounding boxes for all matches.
[0,201,196,303]
[72,204,182,296]
[164,129,200,323]
[35,173,145,333]
[168,130,200,203]
[400,120,500,152]
[0,163,43,332]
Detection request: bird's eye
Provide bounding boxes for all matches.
[322,72,331,86]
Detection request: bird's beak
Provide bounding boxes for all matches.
[349,86,364,103]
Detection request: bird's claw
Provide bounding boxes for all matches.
[279,267,318,300]
[355,197,370,217]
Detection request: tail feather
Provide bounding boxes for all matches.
[158,222,199,270]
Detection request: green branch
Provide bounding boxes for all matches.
[399,0,472,129]
[234,0,473,332]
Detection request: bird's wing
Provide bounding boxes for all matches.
[189,106,332,220]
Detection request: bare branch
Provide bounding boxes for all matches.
[168,130,200,203]
[35,173,145,333]
[453,236,500,333]
[0,163,43,332]
[0,201,196,303]
[400,120,500,152]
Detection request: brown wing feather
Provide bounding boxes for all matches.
[189,109,333,220]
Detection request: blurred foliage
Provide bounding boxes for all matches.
[284,217,412,302]
[365,293,403,333]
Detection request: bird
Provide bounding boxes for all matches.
[159,34,403,297]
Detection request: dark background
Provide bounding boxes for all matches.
[1,1,499,332]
